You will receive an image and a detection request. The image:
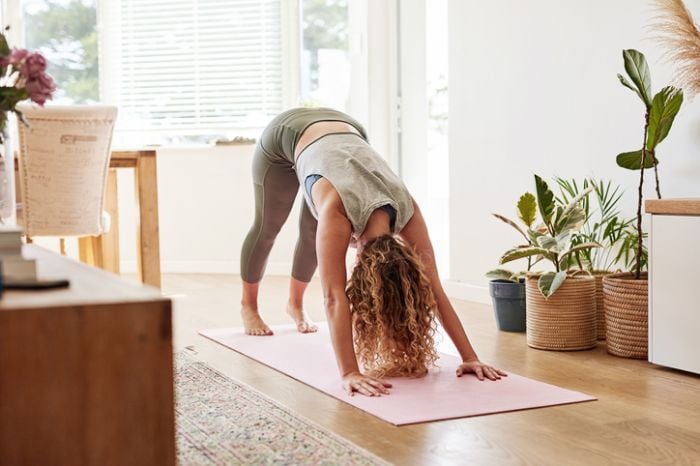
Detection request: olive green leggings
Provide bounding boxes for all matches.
[239,142,318,283]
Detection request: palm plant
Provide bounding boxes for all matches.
[499,175,600,298]
[555,178,634,272]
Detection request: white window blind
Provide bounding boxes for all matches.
[116,0,284,132]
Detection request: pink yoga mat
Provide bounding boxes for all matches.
[200,324,595,425]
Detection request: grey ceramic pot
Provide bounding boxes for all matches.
[488,279,526,332]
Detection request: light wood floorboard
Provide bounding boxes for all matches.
[156,273,700,466]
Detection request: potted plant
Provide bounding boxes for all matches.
[486,192,537,332]
[499,175,600,351]
[606,49,683,358]
[555,177,634,340]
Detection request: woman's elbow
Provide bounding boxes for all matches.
[323,291,347,314]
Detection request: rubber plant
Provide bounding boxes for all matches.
[486,192,538,283]
[498,175,600,299]
[617,49,683,279]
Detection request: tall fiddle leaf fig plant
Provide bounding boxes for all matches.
[617,49,683,279]
[499,175,600,299]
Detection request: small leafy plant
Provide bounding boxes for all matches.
[617,49,683,279]
[499,175,600,298]
[486,192,538,283]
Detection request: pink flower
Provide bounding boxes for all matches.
[25,52,47,78]
[25,73,56,106]
[9,48,29,67]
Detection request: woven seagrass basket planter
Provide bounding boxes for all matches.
[592,271,609,340]
[525,275,597,351]
[602,272,648,359]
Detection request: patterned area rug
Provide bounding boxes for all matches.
[175,352,390,466]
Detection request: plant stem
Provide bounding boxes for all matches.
[636,112,650,280]
[653,157,662,199]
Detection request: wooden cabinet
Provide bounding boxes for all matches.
[0,245,175,466]
[647,199,700,375]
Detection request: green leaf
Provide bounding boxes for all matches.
[535,235,558,250]
[486,269,518,282]
[616,150,657,170]
[647,86,683,152]
[538,271,568,299]
[617,73,644,102]
[559,242,602,267]
[500,246,551,264]
[555,186,593,233]
[534,175,555,226]
[555,205,587,235]
[0,34,9,57]
[492,213,528,242]
[517,192,537,228]
[527,228,546,245]
[622,49,652,108]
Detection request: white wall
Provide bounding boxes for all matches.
[446,0,700,302]
[116,144,303,274]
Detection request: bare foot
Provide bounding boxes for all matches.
[241,307,273,336]
[287,304,318,333]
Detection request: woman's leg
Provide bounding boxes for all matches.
[240,145,299,335]
[287,202,319,333]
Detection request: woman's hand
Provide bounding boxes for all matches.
[342,372,392,397]
[456,360,508,381]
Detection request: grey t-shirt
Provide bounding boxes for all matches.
[295,133,414,235]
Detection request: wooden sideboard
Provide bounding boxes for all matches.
[646,199,700,375]
[0,245,175,466]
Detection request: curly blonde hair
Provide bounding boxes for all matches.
[346,235,439,378]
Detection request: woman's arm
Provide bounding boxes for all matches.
[315,195,392,396]
[399,200,506,381]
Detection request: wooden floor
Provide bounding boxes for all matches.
[160,273,700,466]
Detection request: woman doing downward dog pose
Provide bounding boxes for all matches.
[240,107,506,397]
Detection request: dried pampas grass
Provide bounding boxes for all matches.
[651,0,700,96]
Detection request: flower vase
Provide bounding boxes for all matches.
[0,122,16,225]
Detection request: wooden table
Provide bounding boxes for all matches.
[104,149,162,288]
[0,245,175,466]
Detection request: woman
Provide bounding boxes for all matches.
[241,107,506,397]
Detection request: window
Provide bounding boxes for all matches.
[300,0,349,111]
[112,0,284,144]
[12,0,359,144]
[22,0,99,105]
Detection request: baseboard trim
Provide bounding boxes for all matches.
[443,280,491,305]
[120,260,293,276]
[119,261,490,305]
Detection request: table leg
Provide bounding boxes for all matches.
[102,168,120,274]
[134,152,161,288]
